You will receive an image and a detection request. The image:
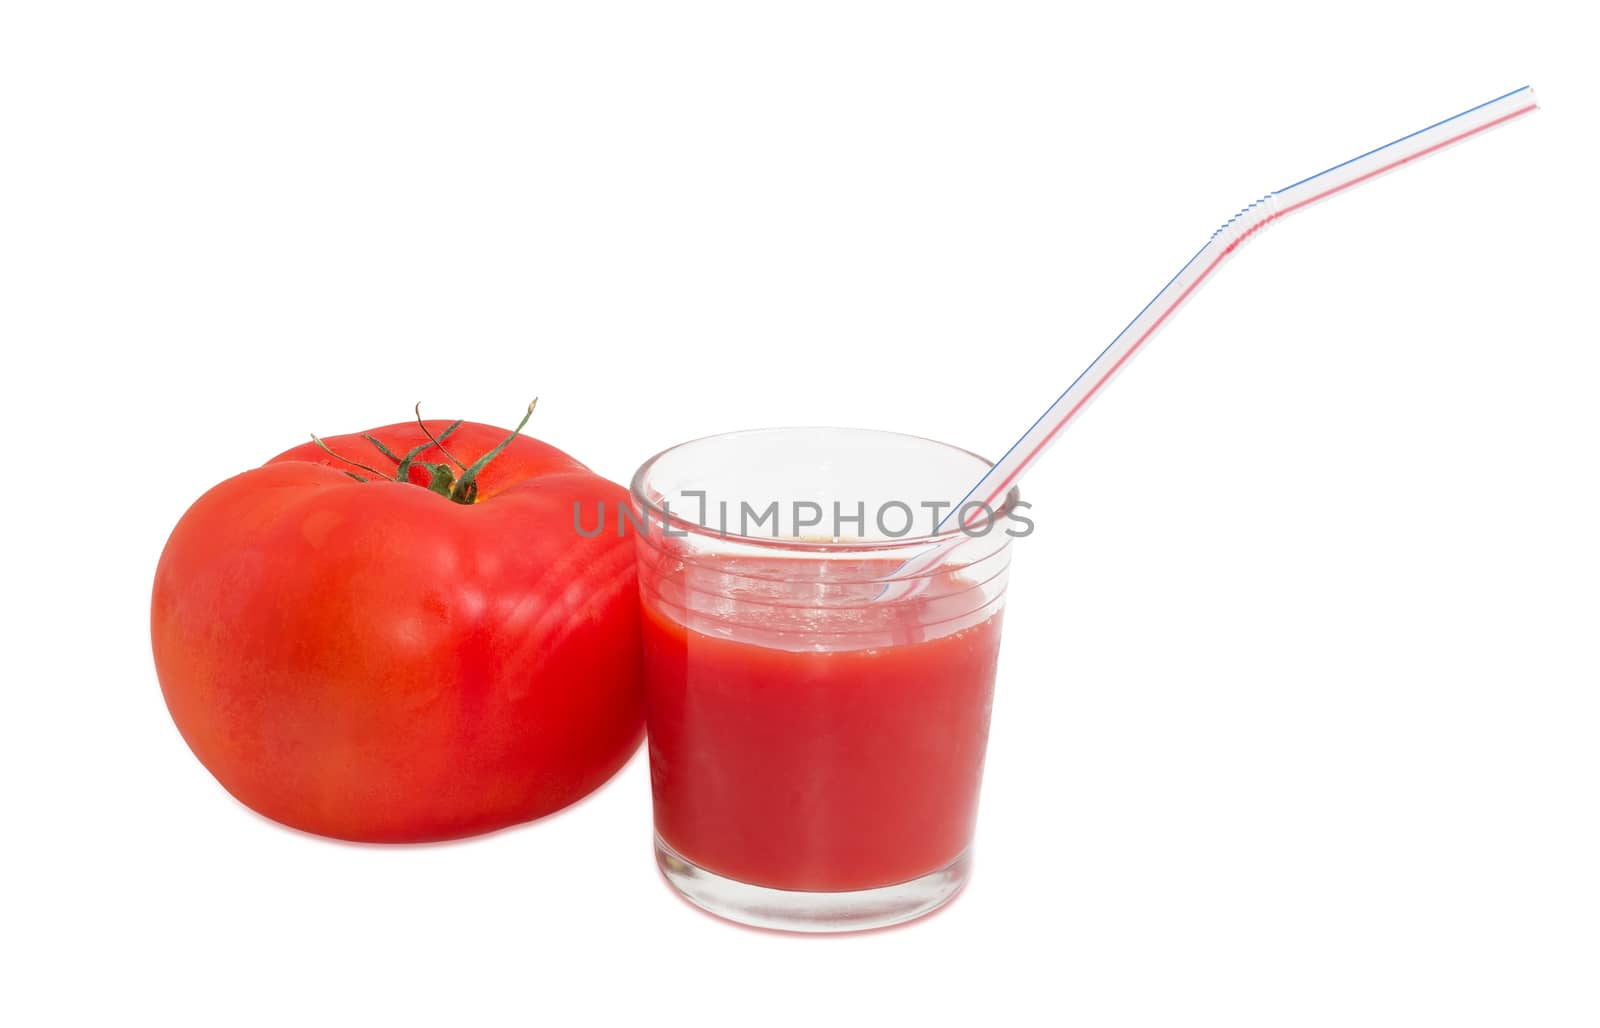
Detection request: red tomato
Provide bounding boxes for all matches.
[151,417,643,842]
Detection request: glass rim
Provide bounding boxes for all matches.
[628,425,1023,553]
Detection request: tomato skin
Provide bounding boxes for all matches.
[151,421,643,842]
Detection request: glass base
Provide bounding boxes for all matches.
[654,835,971,933]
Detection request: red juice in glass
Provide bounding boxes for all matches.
[630,428,1019,932]
[642,568,1003,893]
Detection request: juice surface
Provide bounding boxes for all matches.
[642,594,1003,893]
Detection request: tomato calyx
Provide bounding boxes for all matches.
[310,399,540,505]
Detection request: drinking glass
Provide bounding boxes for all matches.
[630,427,1020,932]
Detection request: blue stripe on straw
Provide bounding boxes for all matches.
[1275,86,1531,194]
[947,87,1532,532]
[939,235,1218,530]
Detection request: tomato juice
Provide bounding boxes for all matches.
[629,426,1018,928]
[640,568,1003,893]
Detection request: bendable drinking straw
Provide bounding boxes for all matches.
[884,85,1538,595]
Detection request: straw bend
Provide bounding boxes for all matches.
[877,86,1538,600]
[1211,192,1280,244]
[956,85,1537,528]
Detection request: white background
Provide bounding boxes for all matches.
[3,2,1595,1025]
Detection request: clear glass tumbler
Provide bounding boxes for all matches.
[629,427,1020,932]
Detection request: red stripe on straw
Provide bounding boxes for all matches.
[967,101,1537,522]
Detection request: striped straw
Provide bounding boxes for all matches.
[887,86,1538,595]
